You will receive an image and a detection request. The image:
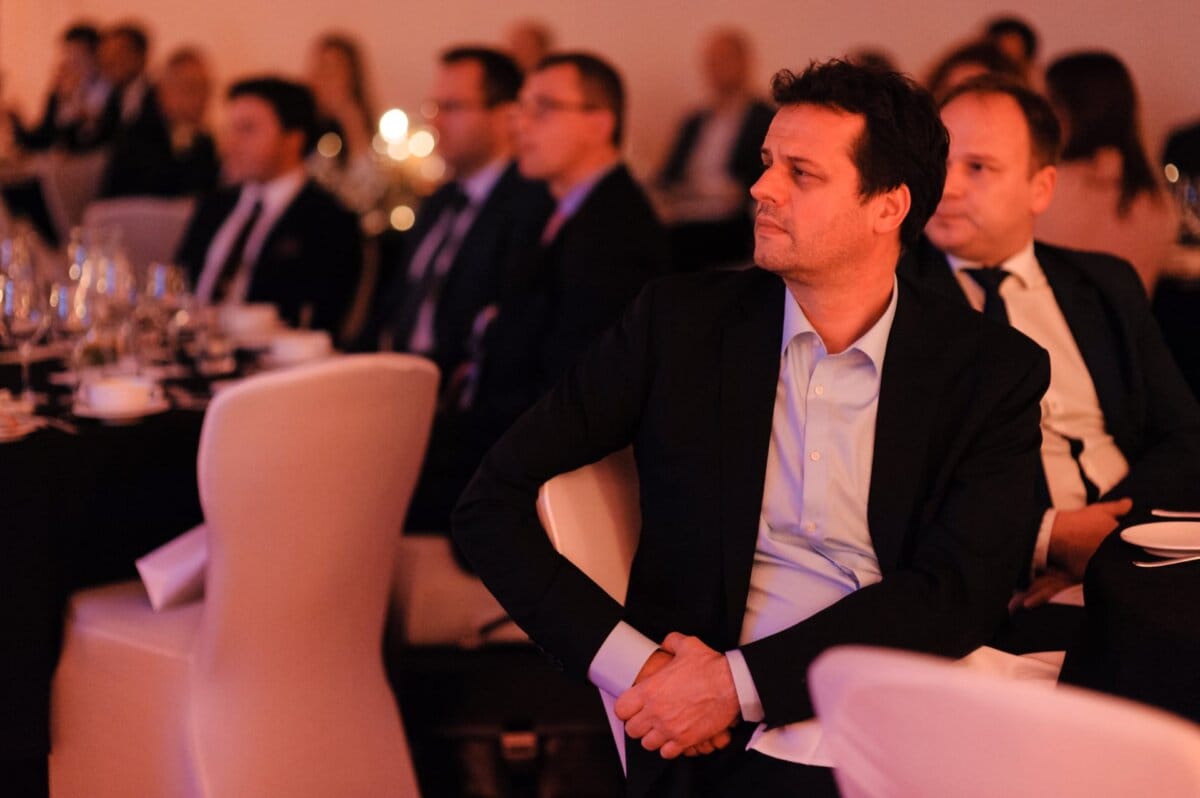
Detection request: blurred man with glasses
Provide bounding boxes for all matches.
[365,46,551,533]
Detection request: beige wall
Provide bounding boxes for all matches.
[4,0,1198,176]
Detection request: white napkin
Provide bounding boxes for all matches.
[136,524,208,611]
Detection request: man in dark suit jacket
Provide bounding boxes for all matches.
[473,53,669,427]
[455,61,1048,796]
[100,48,218,199]
[363,47,552,531]
[910,76,1200,632]
[657,28,773,271]
[176,77,360,336]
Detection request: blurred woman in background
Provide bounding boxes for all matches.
[1036,51,1177,293]
[304,32,385,216]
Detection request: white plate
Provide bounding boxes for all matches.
[1120,521,1200,557]
[73,397,171,423]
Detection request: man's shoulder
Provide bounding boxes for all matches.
[486,164,554,220]
[898,277,1048,374]
[1034,240,1147,305]
[638,267,780,320]
[289,179,358,228]
[579,165,661,228]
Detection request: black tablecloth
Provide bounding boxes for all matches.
[1060,528,1200,724]
[1,359,204,759]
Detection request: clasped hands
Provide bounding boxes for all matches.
[613,632,741,760]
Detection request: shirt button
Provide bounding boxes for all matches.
[814,385,825,396]
[810,451,821,462]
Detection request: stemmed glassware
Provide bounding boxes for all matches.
[0,269,52,407]
[136,262,191,369]
[49,280,95,383]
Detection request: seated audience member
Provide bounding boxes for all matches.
[983,15,1040,81]
[100,48,218,198]
[925,39,1024,103]
[656,28,773,271]
[455,60,1048,796]
[10,23,110,152]
[176,78,361,335]
[304,33,386,216]
[505,20,554,74]
[1035,52,1178,293]
[471,52,670,440]
[906,77,1200,639]
[96,22,157,139]
[364,46,552,531]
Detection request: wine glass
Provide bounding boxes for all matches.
[136,263,191,369]
[49,281,95,383]
[0,272,52,406]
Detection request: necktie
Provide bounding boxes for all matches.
[385,185,469,351]
[540,208,568,246]
[213,199,263,303]
[963,267,1011,324]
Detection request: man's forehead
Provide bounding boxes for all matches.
[436,61,484,94]
[942,92,1029,151]
[525,64,580,97]
[763,104,864,156]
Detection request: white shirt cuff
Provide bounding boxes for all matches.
[1032,508,1057,579]
[587,621,661,698]
[724,648,764,723]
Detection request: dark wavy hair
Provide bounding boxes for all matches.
[771,59,949,249]
[228,76,318,151]
[1046,51,1159,216]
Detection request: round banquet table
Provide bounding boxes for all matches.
[0,358,205,762]
[1060,526,1200,724]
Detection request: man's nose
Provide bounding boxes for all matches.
[749,167,778,206]
[941,163,965,199]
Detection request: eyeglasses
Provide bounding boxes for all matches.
[428,99,490,115]
[515,96,601,121]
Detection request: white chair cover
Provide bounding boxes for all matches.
[809,645,1200,798]
[36,151,109,241]
[535,448,640,772]
[81,195,196,270]
[51,354,437,797]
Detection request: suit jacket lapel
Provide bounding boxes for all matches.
[1035,243,1131,440]
[868,282,937,573]
[717,271,784,645]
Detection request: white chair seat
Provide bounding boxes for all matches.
[66,580,202,658]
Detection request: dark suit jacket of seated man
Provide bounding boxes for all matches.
[176,177,361,336]
[414,162,667,535]
[454,61,1050,797]
[360,160,553,381]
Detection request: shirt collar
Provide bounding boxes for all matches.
[945,239,1043,290]
[781,275,899,372]
[241,168,307,217]
[459,158,508,206]
[555,161,618,220]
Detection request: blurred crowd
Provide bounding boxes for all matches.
[1,13,1198,536]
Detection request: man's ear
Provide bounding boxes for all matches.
[873,183,911,237]
[1030,164,1057,215]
